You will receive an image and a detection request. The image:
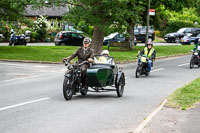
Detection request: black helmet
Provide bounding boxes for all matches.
[83,37,91,44]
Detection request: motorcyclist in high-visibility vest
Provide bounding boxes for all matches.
[192,38,200,52]
[138,41,156,72]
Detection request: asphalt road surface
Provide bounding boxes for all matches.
[0,42,181,46]
[0,55,199,133]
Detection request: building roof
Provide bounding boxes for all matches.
[25,4,69,17]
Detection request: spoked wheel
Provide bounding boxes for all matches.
[135,67,141,78]
[175,37,180,43]
[63,77,73,100]
[116,75,125,97]
[190,58,194,69]
[60,43,65,46]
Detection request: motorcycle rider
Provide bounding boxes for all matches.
[9,29,15,46]
[192,38,200,52]
[138,41,156,72]
[63,37,94,88]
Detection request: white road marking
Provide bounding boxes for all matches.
[151,68,165,73]
[178,63,190,67]
[133,99,168,133]
[0,97,50,111]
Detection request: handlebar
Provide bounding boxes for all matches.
[63,59,70,66]
[77,61,89,67]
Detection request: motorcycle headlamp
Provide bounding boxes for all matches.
[141,57,147,62]
[194,52,198,55]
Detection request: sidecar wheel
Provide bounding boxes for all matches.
[135,67,140,78]
[116,75,125,97]
[63,77,73,100]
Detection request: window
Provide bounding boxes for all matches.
[71,33,83,39]
[184,28,191,33]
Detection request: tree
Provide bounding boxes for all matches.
[62,0,131,54]
[0,0,29,21]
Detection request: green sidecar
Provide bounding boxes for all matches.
[86,55,125,97]
[63,55,125,101]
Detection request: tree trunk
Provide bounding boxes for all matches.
[91,25,104,55]
[127,20,135,49]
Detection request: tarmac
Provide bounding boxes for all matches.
[141,103,200,133]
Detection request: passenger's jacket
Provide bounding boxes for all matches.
[68,47,94,63]
[141,47,156,60]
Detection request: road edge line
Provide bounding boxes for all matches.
[133,99,168,133]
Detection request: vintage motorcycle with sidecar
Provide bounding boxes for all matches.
[63,55,125,100]
[135,51,151,78]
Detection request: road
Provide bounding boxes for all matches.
[0,42,181,46]
[0,55,199,133]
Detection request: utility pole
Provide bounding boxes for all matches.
[145,0,150,46]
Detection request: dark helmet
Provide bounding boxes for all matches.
[83,37,91,44]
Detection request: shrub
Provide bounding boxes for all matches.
[154,30,161,37]
[33,15,49,41]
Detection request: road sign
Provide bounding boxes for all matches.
[149,9,155,16]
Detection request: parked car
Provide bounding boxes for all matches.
[54,31,85,46]
[103,32,137,46]
[134,26,155,42]
[164,27,200,43]
[0,34,4,41]
[180,33,200,45]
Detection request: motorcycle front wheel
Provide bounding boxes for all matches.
[63,77,73,100]
[190,57,194,69]
[135,67,141,78]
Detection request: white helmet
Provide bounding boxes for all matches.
[101,50,109,55]
[10,29,14,33]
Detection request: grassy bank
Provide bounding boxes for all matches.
[166,78,200,110]
[0,45,193,63]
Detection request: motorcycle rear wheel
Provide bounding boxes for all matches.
[63,77,73,100]
[80,86,88,96]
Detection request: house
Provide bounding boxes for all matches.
[25,4,72,30]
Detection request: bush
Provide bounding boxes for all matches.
[154,30,161,37]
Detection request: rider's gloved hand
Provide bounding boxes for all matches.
[88,58,94,63]
[62,57,70,63]
[191,50,194,52]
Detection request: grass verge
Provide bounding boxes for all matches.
[0,45,193,63]
[166,78,200,110]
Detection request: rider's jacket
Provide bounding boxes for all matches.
[68,47,94,63]
[143,47,156,59]
[193,43,200,51]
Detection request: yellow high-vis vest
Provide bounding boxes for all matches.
[144,47,155,58]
